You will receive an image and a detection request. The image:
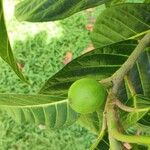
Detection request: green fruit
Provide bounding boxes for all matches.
[68,78,107,114]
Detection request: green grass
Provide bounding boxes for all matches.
[0,110,95,150]
[0,2,106,149]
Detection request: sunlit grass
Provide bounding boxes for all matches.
[4,0,63,45]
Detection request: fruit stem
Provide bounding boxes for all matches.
[100,77,113,88]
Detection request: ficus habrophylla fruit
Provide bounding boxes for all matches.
[68,78,107,114]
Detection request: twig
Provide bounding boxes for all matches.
[115,99,150,112]
[100,77,113,88]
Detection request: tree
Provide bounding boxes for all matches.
[0,0,150,149]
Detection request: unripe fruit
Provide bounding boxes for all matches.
[68,78,107,114]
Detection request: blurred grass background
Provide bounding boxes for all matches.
[0,0,106,149]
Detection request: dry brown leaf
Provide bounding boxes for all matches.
[85,8,95,13]
[86,24,94,32]
[17,63,24,71]
[82,43,94,54]
[123,143,132,150]
[63,51,73,65]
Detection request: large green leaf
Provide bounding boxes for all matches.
[39,39,150,133]
[39,40,137,133]
[91,3,150,48]
[119,53,150,130]
[0,0,26,81]
[15,0,108,22]
[117,48,150,101]
[39,40,137,96]
[96,134,109,150]
[137,96,150,127]
[0,94,78,129]
[116,51,150,141]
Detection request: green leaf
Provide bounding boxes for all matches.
[122,95,150,129]
[105,0,149,7]
[39,40,137,133]
[39,40,137,96]
[38,40,150,133]
[117,48,150,104]
[135,51,150,98]
[118,48,150,136]
[77,110,103,134]
[115,50,150,138]
[132,144,148,150]
[127,123,150,136]
[15,0,107,22]
[0,1,26,81]
[138,111,150,126]
[0,94,78,129]
[91,3,150,48]
[96,134,109,150]
[145,0,150,2]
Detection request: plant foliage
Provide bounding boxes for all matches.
[91,3,150,47]
[0,94,78,128]
[0,0,150,149]
[15,0,108,22]
[0,0,26,81]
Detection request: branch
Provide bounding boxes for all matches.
[107,95,150,145]
[106,93,124,150]
[100,77,113,88]
[115,99,150,112]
